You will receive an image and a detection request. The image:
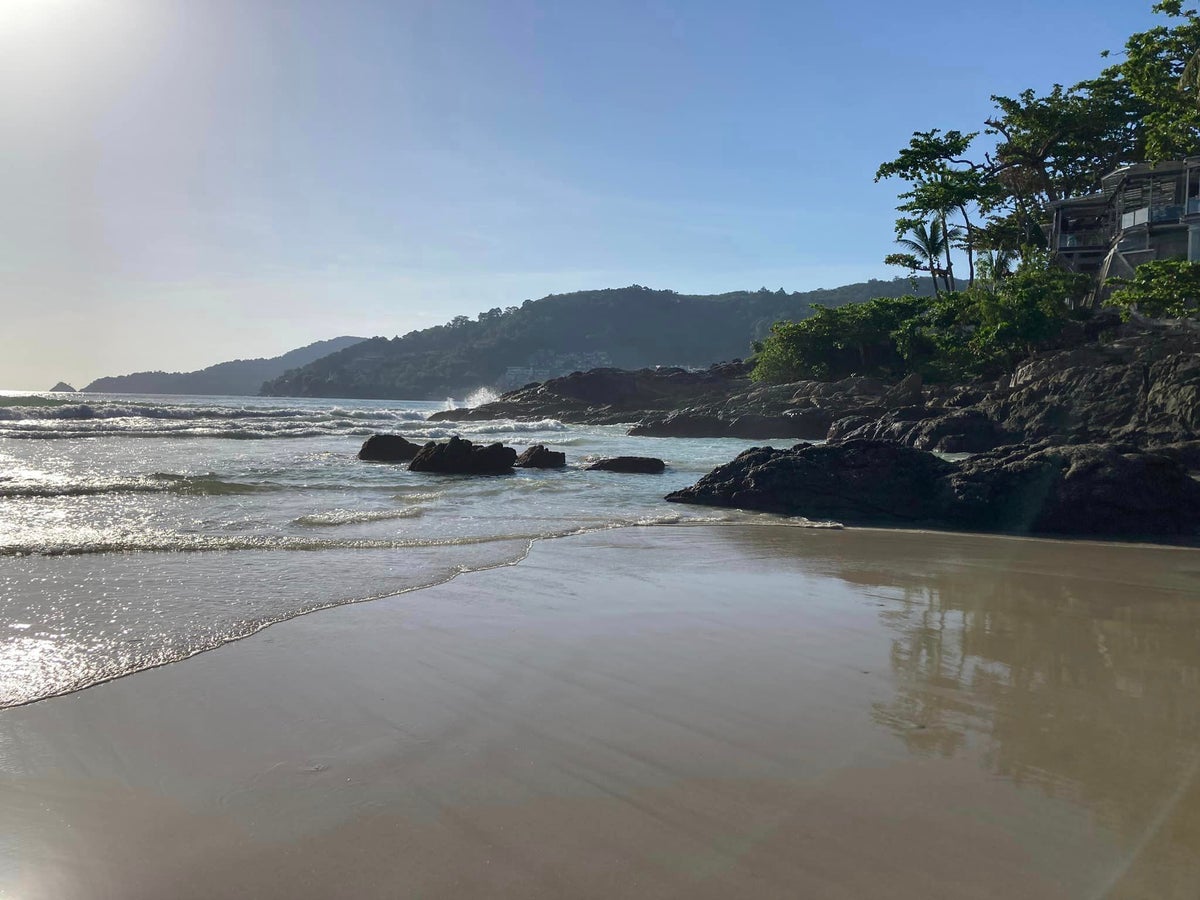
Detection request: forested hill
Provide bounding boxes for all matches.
[261,279,932,400]
[83,336,366,396]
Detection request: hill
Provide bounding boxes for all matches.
[261,280,931,400]
[83,336,367,396]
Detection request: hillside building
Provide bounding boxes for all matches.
[1050,158,1200,301]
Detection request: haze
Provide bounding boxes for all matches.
[0,0,1156,390]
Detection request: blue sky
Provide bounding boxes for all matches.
[0,0,1164,388]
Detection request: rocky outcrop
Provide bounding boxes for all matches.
[586,456,666,474]
[49,382,76,393]
[629,375,896,439]
[427,321,1199,458]
[408,436,517,475]
[358,434,423,462]
[514,445,566,468]
[666,438,1200,541]
[429,364,748,426]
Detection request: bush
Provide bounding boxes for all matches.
[1106,259,1200,320]
[751,265,1090,385]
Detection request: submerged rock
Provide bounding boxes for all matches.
[358,434,423,462]
[514,444,566,468]
[666,438,1200,540]
[408,435,517,475]
[586,456,666,474]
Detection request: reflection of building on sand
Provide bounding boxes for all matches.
[825,532,1200,895]
[715,526,1200,893]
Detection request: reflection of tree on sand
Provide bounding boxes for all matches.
[831,534,1200,893]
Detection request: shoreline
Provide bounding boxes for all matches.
[7,518,1199,712]
[4,524,1200,897]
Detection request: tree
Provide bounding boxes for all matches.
[876,130,998,287]
[886,218,962,293]
[1106,258,1200,318]
[1103,1,1200,160]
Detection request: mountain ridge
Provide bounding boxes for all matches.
[83,336,367,396]
[262,280,933,400]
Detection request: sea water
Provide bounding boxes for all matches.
[0,392,811,707]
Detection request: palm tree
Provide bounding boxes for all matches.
[895,218,963,294]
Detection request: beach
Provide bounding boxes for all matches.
[3,524,1199,898]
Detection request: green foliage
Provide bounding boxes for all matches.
[750,296,928,383]
[751,264,1090,385]
[1106,258,1200,318]
[1109,2,1200,161]
[261,280,935,399]
[878,3,1200,285]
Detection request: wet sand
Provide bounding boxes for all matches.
[2,525,1200,898]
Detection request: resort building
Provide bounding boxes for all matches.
[1050,157,1200,299]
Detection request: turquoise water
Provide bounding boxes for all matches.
[0,392,819,707]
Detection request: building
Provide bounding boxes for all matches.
[1050,157,1200,300]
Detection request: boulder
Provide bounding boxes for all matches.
[628,412,727,437]
[358,433,423,462]
[666,438,1200,541]
[666,441,954,523]
[408,435,517,474]
[835,408,1004,454]
[514,444,566,468]
[586,456,666,474]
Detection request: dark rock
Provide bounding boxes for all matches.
[826,415,877,442]
[667,438,1200,541]
[1151,440,1200,473]
[408,435,517,475]
[628,412,727,437]
[514,444,566,468]
[586,456,666,474]
[358,433,423,462]
[947,442,1200,537]
[49,382,75,393]
[430,363,747,425]
[835,408,1004,454]
[726,413,807,439]
[666,440,954,522]
[882,372,924,407]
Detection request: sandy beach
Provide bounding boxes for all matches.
[3,524,1200,899]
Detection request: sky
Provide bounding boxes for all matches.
[0,0,1166,389]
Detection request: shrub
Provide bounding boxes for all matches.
[1106,259,1200,320]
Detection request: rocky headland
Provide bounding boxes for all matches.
[430,317,1200,540]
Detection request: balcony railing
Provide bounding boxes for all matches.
[1122,204,1191,228]
[1058,229,1111,249]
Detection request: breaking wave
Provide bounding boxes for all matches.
[0,473,280,499]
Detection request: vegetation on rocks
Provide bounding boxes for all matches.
[751,265,1092,384]
[1106,259,1200,320]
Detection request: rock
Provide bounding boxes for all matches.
[514,444,566,468]
[1151,440,1200,473]
[726,413,807,439]
[586,456,666,474]
[667,438,1200,540]
[357,433,423,462]
[835,408,1004,454]
[947,442,1200,537]
[628,413,727,437]
[666,440,955,522]
[882,372,923,407]
[49,382,75,393]
[408,435,517,475]
[429,363,747,425]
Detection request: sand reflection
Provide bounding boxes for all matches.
[724,526,1200,895]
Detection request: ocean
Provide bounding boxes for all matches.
[0,392,816,708]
